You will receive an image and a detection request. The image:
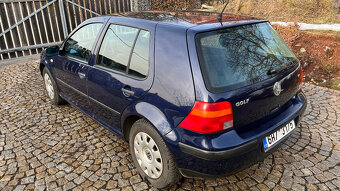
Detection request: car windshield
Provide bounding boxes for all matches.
[196,22,299,93]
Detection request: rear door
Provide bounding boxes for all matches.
[87,21,155,129]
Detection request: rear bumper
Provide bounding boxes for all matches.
[178,139,258,161]
[165,92,307,177]
[177,132,290,178]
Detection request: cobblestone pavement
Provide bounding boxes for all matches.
[0,61,339,191]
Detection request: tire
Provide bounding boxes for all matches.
[42,67,65,105]
[129,119,181,188]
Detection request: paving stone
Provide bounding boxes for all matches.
[13,185,25,191]
[291,183,305,191]
[118,179,130,187]
[81,160,94,167]
[280,176,293,189]
[129,174,142,184]
[301,168,313,176]
[100,174,112,181]
[56,178,68,186]
[21,175,35,184]
[88,174,99,181]
[63,182,76,190]
[0,61,339,190]
[132,182,149,191]
[81,170,93,178]
[332,179,340,188]
[73,176,86,185]
[93,180,106,189]
[305,176,320,184]
[106,180,118,189]
[81,180,93,189]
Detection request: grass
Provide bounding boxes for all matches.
[325,77,340,90]
[321,62,340,78]
[213,0,340,24]
[303,30,340,40]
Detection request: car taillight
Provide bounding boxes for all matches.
[298,66,303,89]
[179,101,233,134]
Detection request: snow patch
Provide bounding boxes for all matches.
[271,22,340,32]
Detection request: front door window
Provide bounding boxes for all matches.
[63,23,103,62]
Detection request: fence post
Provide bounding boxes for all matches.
[58,0,68,39]
[130,0,134,11]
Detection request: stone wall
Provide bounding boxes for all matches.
[132,0,151,11]
[132,0,201,11]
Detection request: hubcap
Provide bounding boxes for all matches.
[44,73,54,100]
[134,132,163,179]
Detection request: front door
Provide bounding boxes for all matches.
[87,23,154,129]
[53,23,104,111]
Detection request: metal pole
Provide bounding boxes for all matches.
[0,42,62,55]
[66,0,101,16]
[58,0,68,39]
[130,0,133,11]
[0,0,57,39]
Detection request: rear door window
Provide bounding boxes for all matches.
[196,22,298,93]
[96,24,150,79]
[97,25,139,73]
[128,30,150,79]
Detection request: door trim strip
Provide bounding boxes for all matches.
[56,78,120,115]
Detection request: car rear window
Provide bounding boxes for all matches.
[196,22,299,93]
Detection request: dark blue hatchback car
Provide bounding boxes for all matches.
[40,11,307,188]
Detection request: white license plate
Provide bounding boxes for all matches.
[263,120,295,151]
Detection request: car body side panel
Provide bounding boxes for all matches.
[122,23,196,136]
[121,102,172,136]
[86,18,157,131]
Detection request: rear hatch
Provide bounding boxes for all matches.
[195,22,301,133]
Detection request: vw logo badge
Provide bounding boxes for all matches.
[273,82,283,96]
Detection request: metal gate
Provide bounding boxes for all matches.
[0,0,132,61]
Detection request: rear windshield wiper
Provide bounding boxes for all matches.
[277,61,299,73]
[267,68,278,75]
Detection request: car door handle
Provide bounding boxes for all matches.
[121,88,135,97]
[78,72,86,79]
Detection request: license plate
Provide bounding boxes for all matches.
[263,120,295,151]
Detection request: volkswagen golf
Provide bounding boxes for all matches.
[40,11,307,188]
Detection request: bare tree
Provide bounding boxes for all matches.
[335,0,340,13]
[234,0,241,13]
[316,0,320,8]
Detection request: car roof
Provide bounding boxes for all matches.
[102,11,267,30]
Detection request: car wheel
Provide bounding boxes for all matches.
[129,119,181,188]
[42,67,65,105]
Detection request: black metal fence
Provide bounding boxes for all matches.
[0,0,131,61]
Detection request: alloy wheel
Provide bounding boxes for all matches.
[44,73,55,100]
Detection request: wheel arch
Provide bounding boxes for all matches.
[122,115,142,141]
[39,60,54,77]
[121,102,174,141]
[39,62,45,76]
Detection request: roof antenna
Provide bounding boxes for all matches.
[217,0,230,26]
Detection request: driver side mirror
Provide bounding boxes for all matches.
[45,46,60,56]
